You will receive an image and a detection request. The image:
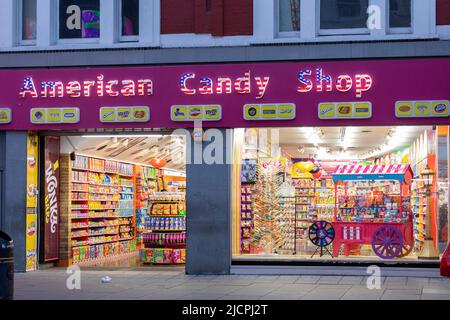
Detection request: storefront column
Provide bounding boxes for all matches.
[0,131,28,272]
[185,128,232,275]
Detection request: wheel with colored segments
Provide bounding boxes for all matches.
[371,226,403,259]
[309,221,335,247]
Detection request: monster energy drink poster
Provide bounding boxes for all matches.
[43,136,60,262]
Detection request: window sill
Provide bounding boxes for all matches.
[0,41,161,52]
[252,33,440,45]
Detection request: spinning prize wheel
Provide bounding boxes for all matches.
[371,225,403,259]
[309,221,335,257]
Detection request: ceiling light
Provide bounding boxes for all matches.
[81,134,165,138]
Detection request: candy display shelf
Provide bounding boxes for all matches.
[70,155,136,264]
[140,191,186,264]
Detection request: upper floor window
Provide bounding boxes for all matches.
[59,0,100,40]
[21,0,37,43]
[279,0,300,34]
[389,0,411,30]
[320,0,369,34]
[121,0,139,41]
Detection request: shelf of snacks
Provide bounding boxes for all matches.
[135,166,159,247]
[411,180,427,252]
[70,155,136,264]
[240,184,254,254]
[140,190,186,264]
[277,196,296,253]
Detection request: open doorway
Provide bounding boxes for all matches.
[39,132,187,269]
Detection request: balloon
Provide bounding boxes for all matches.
[297,161,314,173]
[310,166,320,174]
[312,170,322,179]
[150,158,166,169]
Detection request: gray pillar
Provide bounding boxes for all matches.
[0,131,28,272]
[186,128,232,274]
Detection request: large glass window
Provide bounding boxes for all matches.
[389,0,411,29]
[59,0,100,39]
[21,0,37,42]
[279,0,300,33]
[121,0,139,38]
[320,0,369,30]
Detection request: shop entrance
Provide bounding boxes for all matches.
[232,126,449,264]
[38,132,187,269]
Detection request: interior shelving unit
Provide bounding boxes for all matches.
[70,155,136,264]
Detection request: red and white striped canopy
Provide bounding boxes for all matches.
[334,164,410,175]
[332,164,413,184]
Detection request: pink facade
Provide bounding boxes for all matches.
[1,57,450,130]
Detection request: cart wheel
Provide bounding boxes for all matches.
[371,226,403,259]
[397,243,413,258]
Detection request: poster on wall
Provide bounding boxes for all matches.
[43,136,60,262]
[26,133,39,271]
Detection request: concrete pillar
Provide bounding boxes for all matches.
[253,0,275,41]
[300,0,319,39]
[185,128,232,274]
[100,0,118,44]
[139,0,160,44]
[0,132,28,272]
[37,0,56,47]
[0,0,17,48]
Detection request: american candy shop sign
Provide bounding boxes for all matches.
[0,57,448,129]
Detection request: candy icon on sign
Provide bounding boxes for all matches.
[35,111,43,120]
[434,103,447,114]
[248,107,257,117]
[190,108,201,117]
[175,109,185,117]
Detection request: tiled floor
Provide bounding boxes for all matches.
[13,269,450,300]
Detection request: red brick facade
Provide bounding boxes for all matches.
[437,0,450,25]
[161,0,253,36]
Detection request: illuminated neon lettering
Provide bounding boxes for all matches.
[137,79,153,96]
[355,74,373,98]
[180,73,196,95]
[121,80,135,96]
[105,80,119,96]
[297,70,312,92]
[83,80,95,97]
[66,81,81,97]
[20,77,38,98]
[234,71,251,94]
[199,77,213,95]
[216,78,232,94]
[96,74,104,97]
[336,75,353,92]
[316,68,332,92]
[255,77,270,99]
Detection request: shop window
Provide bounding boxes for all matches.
[121,0,139,40]
[21,0,37,43]
[279,0,300,34]
[389,0,411,31]
[320,0,369,34]
[59,0,100,40]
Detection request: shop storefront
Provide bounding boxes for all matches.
[0,57,449,273]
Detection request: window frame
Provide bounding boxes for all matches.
[277,0,301,38]
[119,0,139,42]
[19,0,37,46]
[56,0,100,44]
[318,0,370,36]
[387,0,412,34]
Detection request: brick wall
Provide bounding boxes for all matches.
[57,154,72,266]
[161,0,253,36]
[437,0,450,25]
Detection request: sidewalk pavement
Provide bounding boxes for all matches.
[13,269,450,300]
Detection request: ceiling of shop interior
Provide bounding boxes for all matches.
[280,126,430,159]
[60,135,186,171]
